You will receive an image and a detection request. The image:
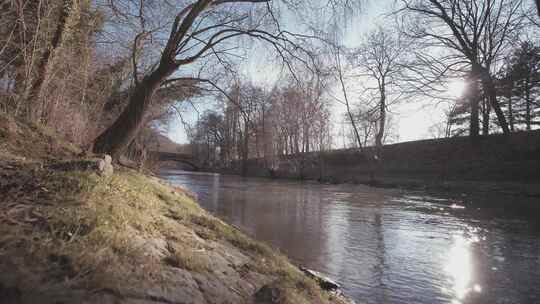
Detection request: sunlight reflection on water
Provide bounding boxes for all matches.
[444,232,483,303]
[163,170,540,304]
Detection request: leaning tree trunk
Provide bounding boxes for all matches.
[480,68,510,134]
[468,70,480,138]
[92,64,174,158]
[27,0,72,121]
[482,96,490,136]
[375,87,386,154]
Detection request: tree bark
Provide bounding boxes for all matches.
[526,76,531,131]
[304,124,310,153]
[479,67,510,134]
[241,122,249,176]
[92,63,174,158]
[507,83,515,132]
[469,70,480,138]
[375,83,386,153]
[27,0,72,121]
[482,96,490,135]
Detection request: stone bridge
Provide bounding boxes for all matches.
[150,151,200,170]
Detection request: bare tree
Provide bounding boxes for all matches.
[91,0,344,158]
[353,25,408,154]
[333,46,365,153]
[331,45,379,182]
[26,0,73,121]
[399,0,528,137]
[1,0,110,143]
[188,71,332,175]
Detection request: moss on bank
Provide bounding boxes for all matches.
[0,116,348,303]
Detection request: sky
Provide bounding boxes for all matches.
[166,0,465,145]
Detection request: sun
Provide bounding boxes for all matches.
[447,79,467,98]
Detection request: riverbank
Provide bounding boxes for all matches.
[0,114,349,304]
[220,131,540,197]
[161,168,540,304]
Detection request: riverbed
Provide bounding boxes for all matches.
[162,169,540,304]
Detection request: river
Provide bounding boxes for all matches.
[161,169,540,304]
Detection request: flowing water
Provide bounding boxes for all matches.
[162,170,540,304]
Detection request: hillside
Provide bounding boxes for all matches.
[0,114,349,304]
[148,133,190,154]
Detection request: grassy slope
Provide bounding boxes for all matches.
[0,114,348,304]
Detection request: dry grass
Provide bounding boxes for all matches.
[189,213,275,257]
[0,113,81,161]
[1,166,193,289]
[0,164,346,303]
[164,242,209,273]
[0,114,348,303]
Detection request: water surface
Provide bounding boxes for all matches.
[162,170,540,304]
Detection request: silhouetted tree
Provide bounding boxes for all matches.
[92,0,353,159]
[353,25,408,155]
[502,41,540,130]
[399,0,528,137]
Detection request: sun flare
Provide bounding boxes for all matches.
[447,80,467,98]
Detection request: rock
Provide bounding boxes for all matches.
[300,266,340,291]
[253,284,282,304]
[98,154,114,176]
[48,154,113,176]
[97,159,106,171]
[299,267,357,304]
[0,283,22,304]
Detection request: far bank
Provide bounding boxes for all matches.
[204,131,540,196]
